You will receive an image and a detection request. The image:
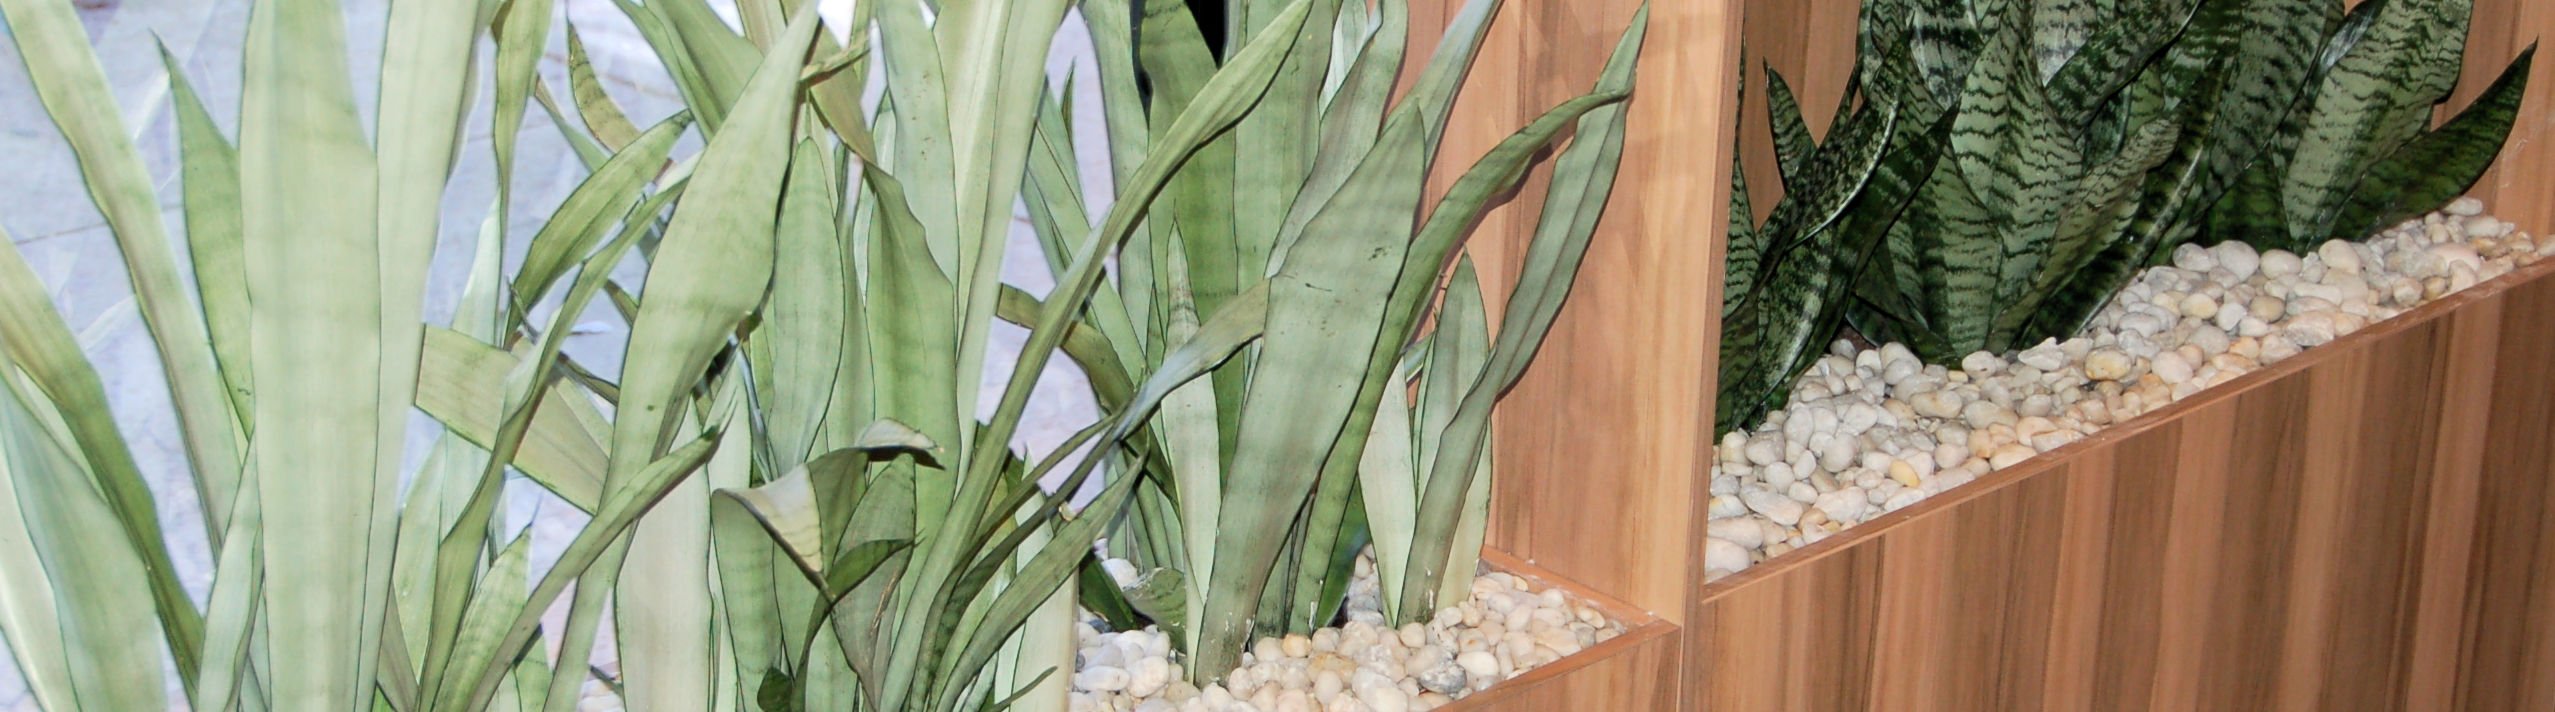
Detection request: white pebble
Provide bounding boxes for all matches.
[1704,537,1752,574]
[1129,657,1174,698]
[1816,488,1871,524]
[2261,249,2304,280]
[1077,666,1132,693]
[2083,348,2134,381]
[2210,242,2261,281]
[1742,490,1806,527]
[2428,242,2483,274]
[1708,517,1766,549]
[2320,240,2364,274]
[2171,243,2218,273]
[2149,351,2194,384]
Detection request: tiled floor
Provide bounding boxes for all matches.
[1,1,1110,707]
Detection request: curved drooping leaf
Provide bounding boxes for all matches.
[2323,46,2536,244]
[511,113,693,314]
[565,21,644,151]
[1399,9,1647,616]
[411,327,611,511]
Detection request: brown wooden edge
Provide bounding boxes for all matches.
[1694,252,2555,603]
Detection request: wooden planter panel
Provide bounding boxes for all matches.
[1683,258,2555,712]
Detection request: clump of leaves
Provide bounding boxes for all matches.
[2204,0,2536,255]
[1026,0,1650,684]
[1716,0,2531,436]
[1,0,1292,710]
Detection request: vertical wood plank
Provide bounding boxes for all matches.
[2459,272,2555,710]
[1413,0,1744,635]
[2400,294,2503,710]
[2040,452,2118,711]
[1865,513,1956,712]
[2146,402,2235,712]
[2085,424,2187,712]
[2269,347,2371,711]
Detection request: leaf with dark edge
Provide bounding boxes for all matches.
[564,21,643,151]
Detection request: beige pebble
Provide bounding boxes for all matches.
[1989,444,2038,469]
[2180,292,2221,320]
[1889,459,1923,488]
[1284,634,1315,659]
[2150,351,2195,384]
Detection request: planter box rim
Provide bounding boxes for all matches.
[1695,251,2555,602]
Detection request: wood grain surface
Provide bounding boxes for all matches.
[1685,253,2555,712]
[1408,0,1742,632]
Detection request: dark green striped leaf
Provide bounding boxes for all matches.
[2282,0,2471,244]
[2325,46,2534,243]
[1766,64,1817,187]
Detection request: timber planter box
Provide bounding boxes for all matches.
[1685,257,2555,711]
[1426,0,2555,709]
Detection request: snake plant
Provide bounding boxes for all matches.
[1012,0,1648,685]
[0,0,1315,709]
[1717,0,2531,435]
